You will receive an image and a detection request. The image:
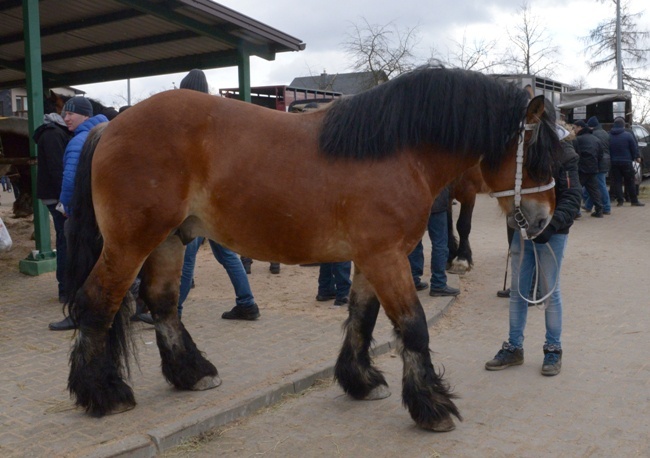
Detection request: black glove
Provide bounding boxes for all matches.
[533,225,555,244]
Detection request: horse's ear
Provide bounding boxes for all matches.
[526,95,546,123]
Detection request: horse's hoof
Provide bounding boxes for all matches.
[364,385,391,400]
[449,259,470,275]
[421,416,456,432]
[191,375,222,391]
[108,402,136,415]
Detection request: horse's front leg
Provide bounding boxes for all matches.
[335,266,390,400]
[140,237,220,391]
[363,252,462,432]
[453,199,475,273]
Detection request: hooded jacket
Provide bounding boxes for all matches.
[573,127,603,174]
[586,117,610,172]
[609,124,639,164]
[33,113,72,201]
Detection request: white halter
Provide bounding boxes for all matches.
[490,121,559,308]
[489,122,555,240]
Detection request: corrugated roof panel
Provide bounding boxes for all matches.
[0,0,305,89]
[36,0,125,27]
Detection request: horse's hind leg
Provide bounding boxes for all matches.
[139,236,220,391]
[363,253,461,432]
[335,266,390,401]
[68,249,141,417]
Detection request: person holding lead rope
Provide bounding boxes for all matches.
[485,107,581,377]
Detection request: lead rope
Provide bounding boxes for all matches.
[515,237,559,309]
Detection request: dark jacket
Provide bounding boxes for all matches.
[542,141,582,238]
[431,186,450,214]
[573,128,603,174]
[609,126,639,164]
[591,126,610,173]
[32,114,72,201]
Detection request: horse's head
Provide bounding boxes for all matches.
[481,95,561,239]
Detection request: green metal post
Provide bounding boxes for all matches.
[19,0,56,276]
[237,47,251,103]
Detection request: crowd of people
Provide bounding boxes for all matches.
[574,115,644,217]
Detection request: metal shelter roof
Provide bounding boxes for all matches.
[0,0,306,90]
[557,88,632,109]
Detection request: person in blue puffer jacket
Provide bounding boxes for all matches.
[57,96,109,217]
[49,97,108,331]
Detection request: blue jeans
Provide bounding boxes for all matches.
[407,211,448,289]
[583,172,611,212]
[46,203,67,297]
[178,237,255,317]
[317,262,352,300]
[508,231,567,350]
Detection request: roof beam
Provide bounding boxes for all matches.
[37,49,243,88]
[0,56,24,72]
[42,30,198,62]
[0,0,22,13]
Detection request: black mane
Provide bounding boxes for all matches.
[319,67,541,168]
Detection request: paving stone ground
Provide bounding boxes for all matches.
[0,190,453,458]
[162,187,650,458]
[1,184,649,457]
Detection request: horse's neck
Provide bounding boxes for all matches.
[418,149,478,198]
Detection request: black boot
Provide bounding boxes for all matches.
[241,256,252,274]
[222,303,260,321]
[48,316,77,331]
[130,298,154,325]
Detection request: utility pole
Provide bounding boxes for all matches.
[616,0,623,89]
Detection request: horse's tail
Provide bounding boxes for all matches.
[65,122,135,377]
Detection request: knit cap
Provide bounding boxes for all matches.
[587,116,600,128]
[574,120,588,129]
[180,69,209,94]
[63,96,93,117]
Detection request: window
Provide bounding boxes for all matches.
[15,95,28,117]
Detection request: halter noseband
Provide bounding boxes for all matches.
[489,122,555,240]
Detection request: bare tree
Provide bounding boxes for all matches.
[503,2,560,77]
[343,18,420,83]
[430,32,502,72]
[583,1,650,93]
[570,76,589,90]
[635,96,649,124]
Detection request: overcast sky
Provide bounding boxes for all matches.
[76,0,650,107]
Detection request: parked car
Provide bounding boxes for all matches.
[631,124,649,176]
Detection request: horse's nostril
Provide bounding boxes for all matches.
[538,219,548,232]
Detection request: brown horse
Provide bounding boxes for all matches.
[64,67,560,431]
